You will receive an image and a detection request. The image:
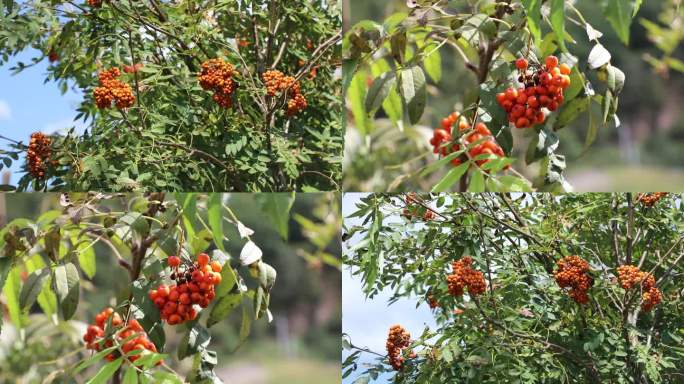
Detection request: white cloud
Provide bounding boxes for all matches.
[0,100,12,120]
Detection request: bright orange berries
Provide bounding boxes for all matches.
[48,50,59,63]
[150,253,223,325]
[617,265,662,311]
[515,57,528,70]
[262,70,308,116]
[199,58,236,108]
[446,256,486,297]
[554,256,593,304]
[123,62,144,74]
[497,55,571,129]
[427,294,439,309]
[401,193,435,221]
[430,112,506,169]
[386,325,411,370]
[167,255,180,267]
[83,307,159,364]
[637,193,667,207]
[87,0,102,7]
[94,68,135,109]
[27,132,53,179]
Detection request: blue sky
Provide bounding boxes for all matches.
[0,48,85,185]
[342,193,436,384]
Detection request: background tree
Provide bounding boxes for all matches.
[0,0,342,192]
[0,192,342,383]
[343,0,684,192]
[343,193,684,383]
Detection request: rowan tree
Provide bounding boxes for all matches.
[0,0,341,192]
[343,193,684,383]
[344,0,633,192]
[0,192,286,383]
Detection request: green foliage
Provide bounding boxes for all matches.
[344,193,684,383]
[344,0,635,192]
[0,192,286,382]
[0,0,342,192]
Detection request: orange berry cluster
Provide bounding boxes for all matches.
[93,68,135,109]
[199,58,236,108]
[496,56,571,129]
[637,193,668,207]
[149,253,223,325]
[83,307,159,363]
[87,0,102,7]
[617,265,662,312]
[27,132,52,179]
[48,50,59,63]
[401,193,435,221]
[429,112,505,168]
[553,256,593,304]
[386,325,411,370]
[262,70,308,116]
[446,256,486,297]
[427,294,439,309]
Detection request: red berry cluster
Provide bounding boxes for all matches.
[446,256,486,297]
[87,0,102,7]
[496,56,572,129]
[27,132,53,179]
[553,256,593,304]
[617,265,662,312]
[83,307,159,363]
[93,68,135,109]
[149,254,223,325]
[262,70,308,116]
[386,324,411,370]
[199,58,236,108]
[429,112,505,168]
[123,63,144,74]
[637,193,667,207]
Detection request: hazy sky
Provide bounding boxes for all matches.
[342,193,436,384]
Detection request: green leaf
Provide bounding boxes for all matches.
[522,0,542,44]
[3,268,23,328]
[468,171,485,192]
[207,194,225,251]
[255,193,295,240]
[549,0,566,51]
[179,193,197,240]
[431,162,470,192]
[370,59,402,124]
[604,0,635,45]
[76,241,96,279]
[122,368,138,384]
[423,43,442,82]
[85,358,123,384]
[342,58,359,93]
[178,322,212,359]
[554,97,590,130]
[215,263,238,298]
[399,65,427,124]
[349,70,373,136]
[364,71,397,116]
[118,212,149,237]
[54,262,80,320]
[19,268,51,311]
[239,304,252,344]
[207,293,242,328]
[390,30,407,64]
[189,229,213,256]
[73,345,119,374]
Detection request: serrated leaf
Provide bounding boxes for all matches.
[85,358,123,384]
[604,0,635,45]
[431,162,469,192]
[554,97,590,130]
[54,262,79,320]
[549,0,566,51]
[364,72,397,115]
[178,323,211,359]
[522,0,542,44]
[423,43,442,82]
[207,293,241,328]
[207,194,225,251]
[255,193,295,240]
[19,268,51,311]
[400,65,426,124]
